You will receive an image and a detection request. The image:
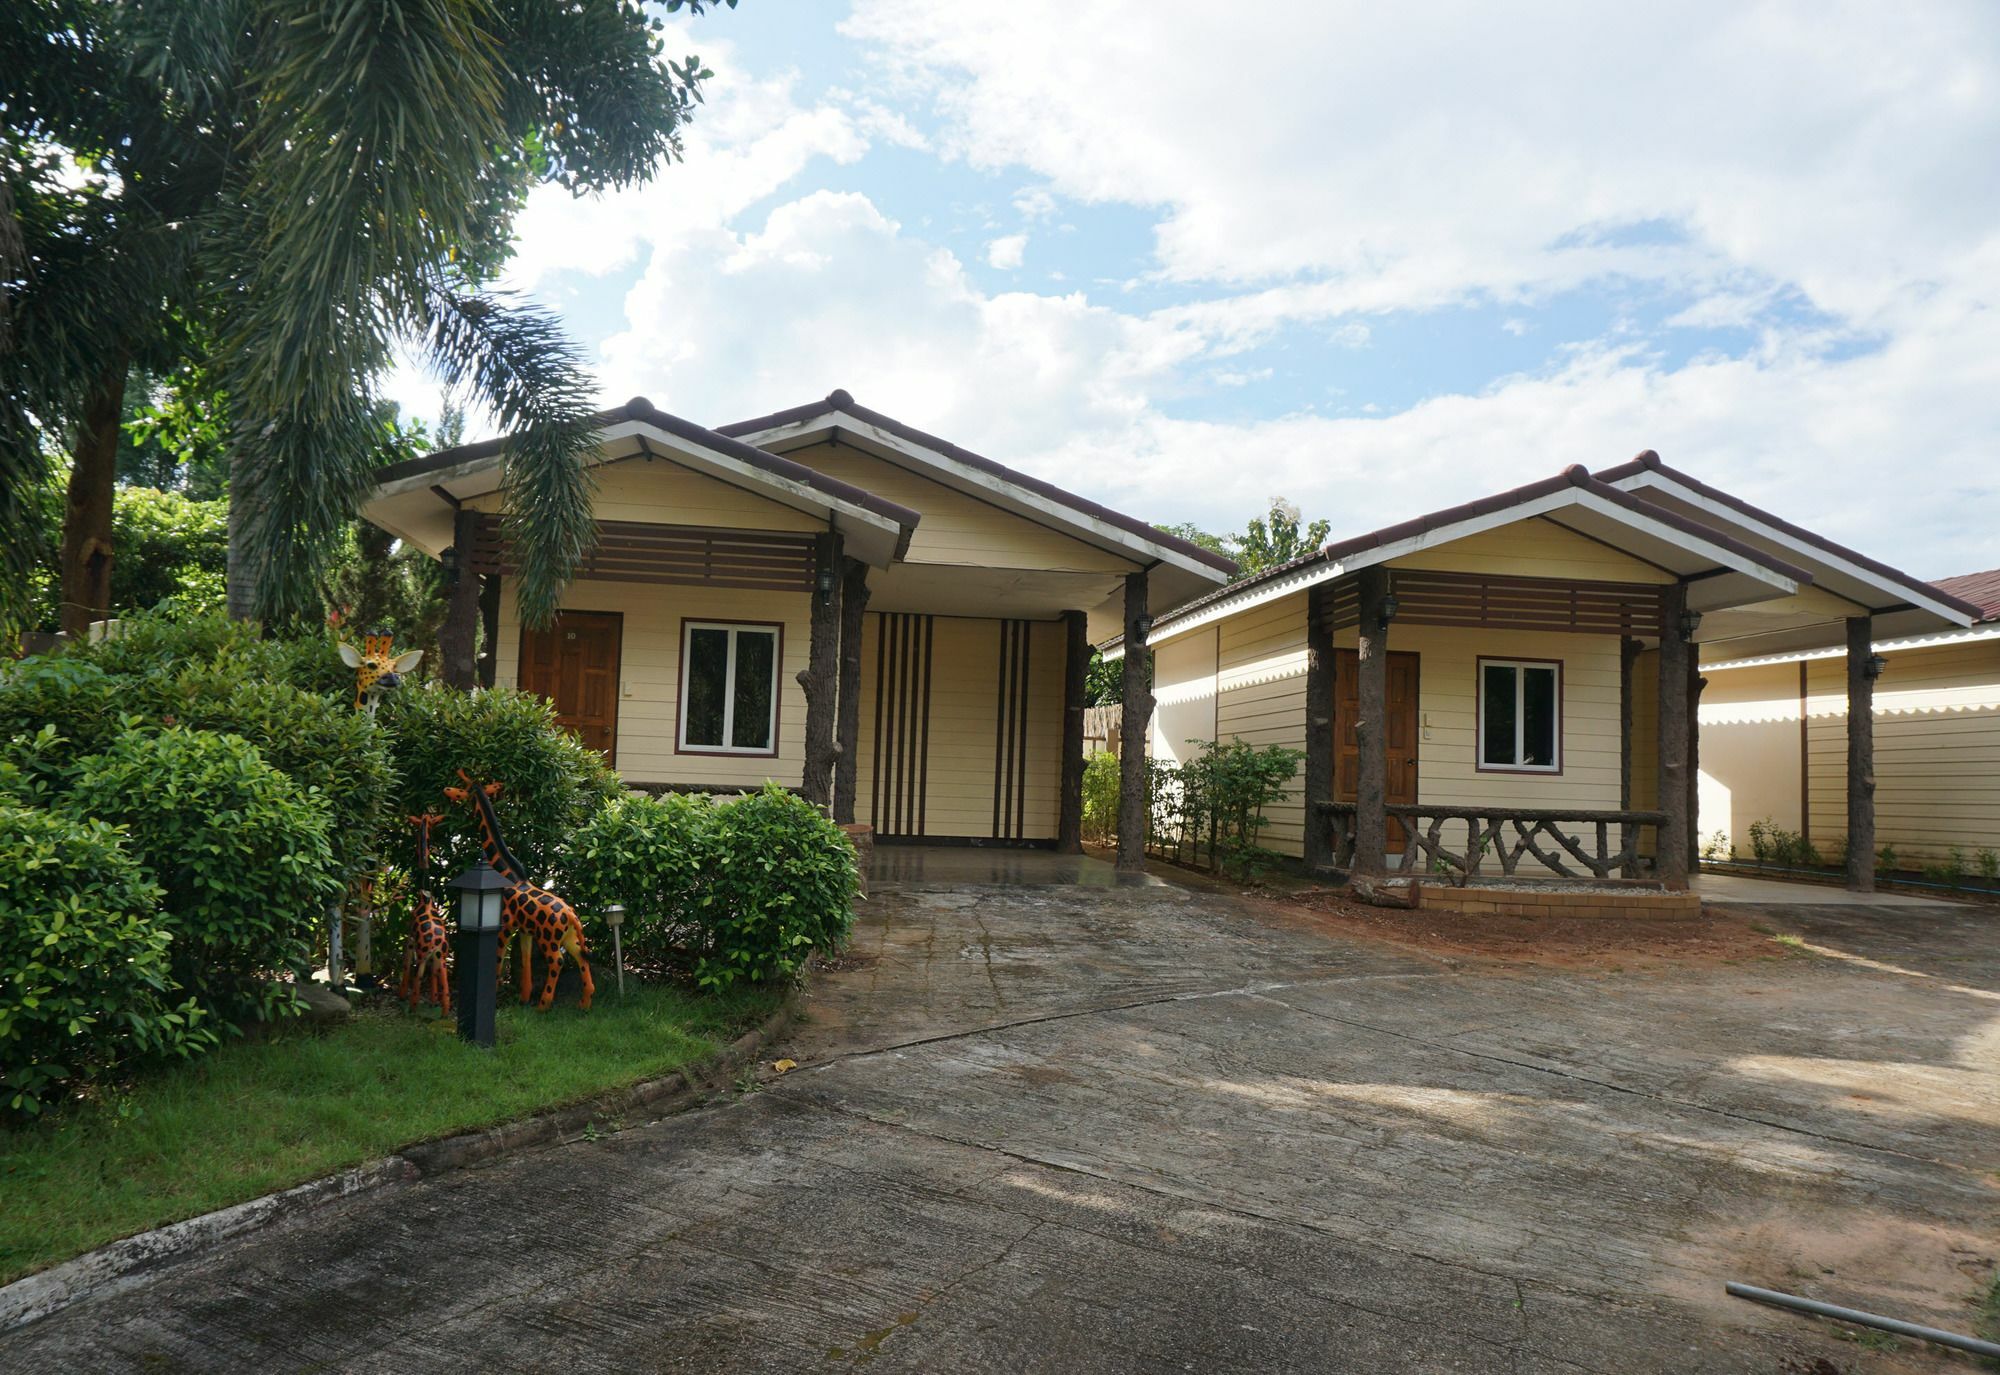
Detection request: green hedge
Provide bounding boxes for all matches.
[67,728,342,1025]
[0,804,215,1116]
[566,785,856,991]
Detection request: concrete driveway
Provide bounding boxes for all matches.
[4,853,1996,1374]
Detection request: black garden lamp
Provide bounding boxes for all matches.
[450,859,509,1048]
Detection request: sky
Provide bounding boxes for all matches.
[388,1,2000,578]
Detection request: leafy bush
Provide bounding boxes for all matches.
[1979,848,2000,886]
[0,657,131,794]
[1876,842,1899,875]
[66,728,341,1024]
[0,803,214,1116]
[565,791,716,969]
[694,786,856,990]
[104,487,229,619]
[1746,816,1820,868]
[1081,751,1119,844]
[382,683,621,884]
[1700,828,1733,862]
[65,607,350,699]
[1145,737,1303,877]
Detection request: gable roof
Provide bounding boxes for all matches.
[363,397,921,567]
[718,390,1238,582]
[1105,463,1814,655]
[1594,450,1983,626]
[1932,567,2000,622]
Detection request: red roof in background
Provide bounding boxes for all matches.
[1932,568,2000,621]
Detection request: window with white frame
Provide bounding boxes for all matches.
[679,622,780,754]
[1478,659,1561,772]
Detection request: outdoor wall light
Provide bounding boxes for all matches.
[815,566,836,596]
[1376,592,1400,630]
[1865,653,1889,679]
[1678,608,1703,642]
[1133,614,1154,639]
[450,859,509,1048]
[439,545,461,584]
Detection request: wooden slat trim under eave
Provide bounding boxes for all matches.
[464,513,816,591]
[1313,569,1667,637]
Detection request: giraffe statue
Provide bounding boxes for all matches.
[337,631,424,718]
[442,771,596,1011]
[398,812,451,1013]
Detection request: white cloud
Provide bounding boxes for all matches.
[985,233,1027,269]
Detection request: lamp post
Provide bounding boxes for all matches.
[605,904,626,998]
[450,859,509,1048]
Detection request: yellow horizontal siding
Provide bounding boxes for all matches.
[495,577,809,789]
[468,456,823,533]
[786,443,1134,573]
[1387,517,1674,584]
[1215,592,1310,856]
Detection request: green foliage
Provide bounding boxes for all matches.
[1746,817,1820,868]
[1700,828,1733,862]
[1921,846,1968,888]
[29,484,229,631]
[1231,497,1330,579]
[0,804,214,1117]
[694,786,856,991]
[383,683,621,884]
[1876,842,1899,875]
[566,791,715,969]
[566,786,856,992]
[62,608,350,698]
[1081,751,1121,844]
[1978,848,2000,886]
[66,728,341,1025]
[0,658,129,796]
[1146,738,1304,878]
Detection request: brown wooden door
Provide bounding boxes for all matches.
[1335,649,1420,847]
[519,611,621,762]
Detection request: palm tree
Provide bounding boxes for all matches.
[2,0,730,635]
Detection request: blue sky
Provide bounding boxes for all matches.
[393,1,2000,576]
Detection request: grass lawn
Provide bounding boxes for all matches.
[0,979,783,1286]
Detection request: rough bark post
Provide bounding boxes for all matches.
[58,357,128,636]
[799,530,844,808]
[476,574,501,689]
[1845,615,1876,892]
[1058,610,1088,853]
[225,447,257,621]
[1116,571,1152,871]
[1303,583,1336,872]
[439,509,481,690]
[1353,568,1391,878]
[833,557,870,824]
[1619,636,1640,877]
[1688,656,1707,871]
[1655,583,1692,890]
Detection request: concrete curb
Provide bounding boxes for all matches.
[0,983,806,1334]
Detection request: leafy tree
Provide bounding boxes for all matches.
[3,0,733,635]
[1155,521,1230,561]
[1233,497,1330,578]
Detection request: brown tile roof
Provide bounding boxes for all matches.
[718,391,1239,576]
[371,397,923,531]
[1932,568,2000,621]
[1596,450,1986,621]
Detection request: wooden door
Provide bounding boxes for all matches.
[1335,649,1420,847]
[519,611,621,762]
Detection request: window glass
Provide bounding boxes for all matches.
[684,628,730,747]
[1481,664,1517,765]
[1522,666,1557,767]
[731,630,776,749]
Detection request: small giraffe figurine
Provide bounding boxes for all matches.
[442,771,596,1011]
[398,812,451,1013]
[337,631,424,717]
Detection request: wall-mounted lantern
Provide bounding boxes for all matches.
[1864,653,1889,679]
[1678,608,1703,643]
[1377,592,1400,630]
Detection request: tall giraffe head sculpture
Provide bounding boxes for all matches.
[337,631,424,717]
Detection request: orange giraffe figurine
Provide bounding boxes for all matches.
[398,812,451,1013]
[442,771,596,1011]
[337,631,424,718]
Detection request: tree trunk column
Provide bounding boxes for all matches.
[1619,636,1640,877]
[1655,584,1692,890]
[833,557,870,824]
[439,509,482,690]
[1116,572,1152,871]
[799,531,844,808]
[1303,583,1336,872]
[1058,610,1089,854]
[1353,568,1391,877]
[1688,656,1707,871]
[476,574,501,689]
[58,356,129,637]
[1845,615,1876,892]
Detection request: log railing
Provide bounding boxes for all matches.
[1318,802,1667,883]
